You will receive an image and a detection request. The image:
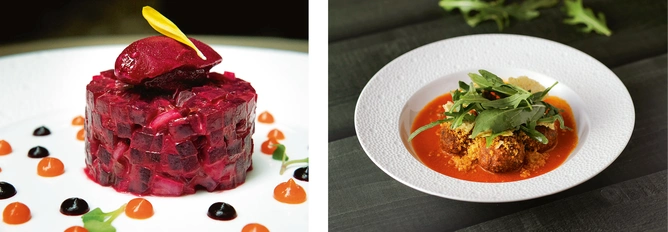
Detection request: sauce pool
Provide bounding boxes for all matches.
[410,93,578,182]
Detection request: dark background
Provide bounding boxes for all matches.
[1,0,308,46]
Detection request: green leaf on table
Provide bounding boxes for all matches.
[439,0,558,31]
[563,0,612,36]
[506,0,559,21]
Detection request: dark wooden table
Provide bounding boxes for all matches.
[328,0,667,231]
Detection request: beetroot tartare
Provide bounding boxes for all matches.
[84,36,257,196]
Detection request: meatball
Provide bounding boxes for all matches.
[475,135,526,173]
[439,122,471,155]
[523,126,558,153]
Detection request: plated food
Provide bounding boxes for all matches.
[355,34,633,202]
[0,5,308,231]
[84,7,257,196]
[409,70,578,182]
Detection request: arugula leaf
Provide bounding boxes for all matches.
[563,0,612,36]
[529,81,558,102]
[439,0,557,31]
[480,92,531,109]
[458,81,470,91]
[471,104,546,139]
[410,70,569,147]
[520,125,549,144]
[272,144,288,161]
[408,119,450,141]
[506,0,559,20]
[438,0,611,36]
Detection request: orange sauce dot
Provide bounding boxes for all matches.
[2,202,31,224]
[0,140,12,155]
[273,178,307,204]
[76,129,85,141]
[64,226,88,232]
[37,157,65,177]
[242,223,270,232]
[125,198,154,219]
[72,116,85,126]
[261,138,279,155]
[258,111,274,123]
[267,129,285,140]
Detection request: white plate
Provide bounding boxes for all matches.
[355,34,634,203]
[0,44,308,231]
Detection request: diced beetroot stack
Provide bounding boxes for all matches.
[84,36,257,196]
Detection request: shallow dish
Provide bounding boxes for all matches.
[0,44,308,231]
[355,34,634,202]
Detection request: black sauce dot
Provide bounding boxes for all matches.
[207,202,237,221]
[60,197,90,216]
[0,182,17,199]
[293,166,309,182]
[33,126,51,136]
[28,146,50,158]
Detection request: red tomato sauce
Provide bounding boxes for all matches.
[410,93,578,182]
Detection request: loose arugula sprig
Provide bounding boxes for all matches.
[439,0,612,36]
[272,144,309,175]
[408,70,570,147]
[82,204,127,232]
[439,0,558,31]
[563,0,611,36]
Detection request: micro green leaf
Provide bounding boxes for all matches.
[84,220,116,232]
[82,208,106,222]
[272,144,288,161]
[280,157,309,175]
[82,204,127,232]
[274,144,308,175]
